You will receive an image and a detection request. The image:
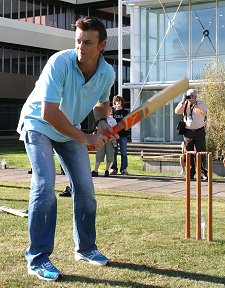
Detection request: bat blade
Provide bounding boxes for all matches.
[88,77,189,150]
[119,77,189,130]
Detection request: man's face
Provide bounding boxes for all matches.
[75,27,106,64]
[187,92,197,104]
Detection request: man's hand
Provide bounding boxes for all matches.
[84,133,108,149]
[97,121,119,143]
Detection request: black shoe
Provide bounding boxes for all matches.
[120,169,129,175]
[27,169,32,174]
[104,170,109,177]
[58,186,72,197]
[92,171,98,177]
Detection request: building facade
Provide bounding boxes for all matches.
[0,0,130,139]
[124,0,225,143]
[1,0,223,144]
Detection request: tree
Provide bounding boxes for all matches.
[197,61,225,156]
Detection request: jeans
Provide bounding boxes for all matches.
[111,136,128,172]
[24,130,97,266]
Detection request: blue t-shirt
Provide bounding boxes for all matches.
[17,49,115,142]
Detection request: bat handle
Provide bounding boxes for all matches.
[87,124,121,151]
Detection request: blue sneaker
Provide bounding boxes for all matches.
[28,260,62,281]
[75,249,109,266]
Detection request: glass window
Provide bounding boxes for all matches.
[27,50,33,75]
[141,90,164,142]
[218,1,225,54]
[4,47,11,73]
[0,0,2,17]
[41,1,47,25]
[47,3,54,27]
[12,48,19,74]
[166,61,187,81]
[0,46,2,72]
[191,3,216,57]
[147,9,164,62]
[0,102,22,134]
[19,49,26,74]
[165,5,189,60]
[4,0,11,18]
[41,54,47,71]
[19,0,26,21]
[12,0,18,19]
[34,50,40,75]
[27,0,34,23]
[192,58,215,80]
[34,0,41,24]
[57,6,66,29]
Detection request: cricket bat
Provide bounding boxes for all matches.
[0,206,28,218]
[88,77,189,150]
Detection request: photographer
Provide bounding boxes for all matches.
[175,89,208,180]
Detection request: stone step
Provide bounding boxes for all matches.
[126,143,181,157]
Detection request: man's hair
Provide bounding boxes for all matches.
[113,95,125,107]
[75,16,107,42]
[186,89,197,97]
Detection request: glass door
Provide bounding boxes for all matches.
[140,90,164,142]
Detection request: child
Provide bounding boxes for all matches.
[92,107,117,177]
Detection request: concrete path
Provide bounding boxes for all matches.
[0,168,224,199]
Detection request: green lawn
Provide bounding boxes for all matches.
[0,146,225,287]
[0,185,225,287]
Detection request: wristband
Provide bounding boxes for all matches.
[96,118,107,126]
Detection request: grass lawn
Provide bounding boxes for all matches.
[0,185,225,288]
[0,146,225,287]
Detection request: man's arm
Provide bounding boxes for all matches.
[93,101,113,135]
[195,99,208,115]
[42,102,107,148]
[175,95,186,114]
[93,101,110,121]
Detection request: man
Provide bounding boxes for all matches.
[17,17,115,281]
[110,95,129,175]
[175,89,208,180]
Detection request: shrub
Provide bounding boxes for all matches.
[197,61,225,156]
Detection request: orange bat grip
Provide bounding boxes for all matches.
[87,124,122,151]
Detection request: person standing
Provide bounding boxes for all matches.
[92,107,117,177]
[175,89,208,180]
[17,17,116,281]
[110,95,129,175]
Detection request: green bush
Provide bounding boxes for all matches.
[198,61,225,155]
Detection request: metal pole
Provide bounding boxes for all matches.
[118,0,123,96]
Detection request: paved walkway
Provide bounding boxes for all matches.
[0,168,224,198]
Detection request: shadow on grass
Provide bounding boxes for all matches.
[0,197,28,203]
[62,274,162,288]
[0,184,29,190]
[108,262,225,285]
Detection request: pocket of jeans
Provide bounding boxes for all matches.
[25,130,47,144]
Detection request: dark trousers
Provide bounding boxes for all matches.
[111,136,128,172]
[184,127,207,177]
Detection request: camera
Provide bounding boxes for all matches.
[185,95,191,100]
